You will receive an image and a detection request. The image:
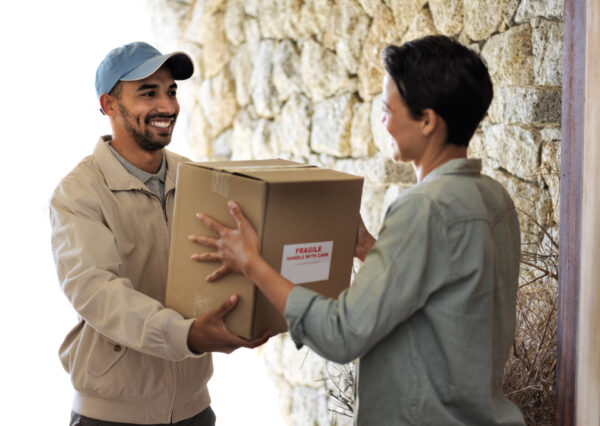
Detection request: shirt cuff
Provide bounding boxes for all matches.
[284,286,320,350]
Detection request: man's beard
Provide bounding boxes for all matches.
[118,103,177,152]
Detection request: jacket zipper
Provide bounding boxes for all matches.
[165,186,178,423]
[170,361,180,422]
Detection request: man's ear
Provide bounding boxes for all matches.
[99,93,117,117]
[421,108,438,137]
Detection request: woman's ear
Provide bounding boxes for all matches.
[421,108,438,137]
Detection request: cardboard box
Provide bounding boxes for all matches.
[166,159,363,339]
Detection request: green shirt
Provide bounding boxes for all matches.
[285,158,525,425]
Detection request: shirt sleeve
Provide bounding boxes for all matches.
[285,193,450,364]
[50,179,202,361]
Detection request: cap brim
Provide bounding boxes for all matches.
[120,52,194,82]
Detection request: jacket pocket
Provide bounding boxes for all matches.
[59,320,85,373]
[88,334,127,377]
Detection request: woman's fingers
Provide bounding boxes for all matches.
[227,201,247,229]
[196,212,226,235]
[190,252,221,262]
[206,265,231,282]
[188,234,219,248]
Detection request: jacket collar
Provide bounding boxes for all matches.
[94,135,178,194]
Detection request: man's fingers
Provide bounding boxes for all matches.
[208,294,239,320]
[225,330,272,351]
[244,331,272,348]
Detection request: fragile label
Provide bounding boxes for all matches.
[280,241,333,284]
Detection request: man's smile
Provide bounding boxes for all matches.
[146,115,177,132]
[149,119,173,129]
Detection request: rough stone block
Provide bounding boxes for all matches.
[229,43,254,108]
[487,86,562,125]
[310,93,356,157]
[280,0,305,39]
[464,0,519,41]
[481,24,534,86]
[243,17,261,47]
[184,1,230,77]
[300,39,351,102]
[541,126,561,142]
[296,0,335,39]
[212,128,232,160]
[187,101,211,159]
[384,0,428,36]
[224,0,245,46]
[230,108,257,160]
[276,93,312,158]
[541,140,560,223]
[250,40,281,118]
[326,0,370,74]
[252,118,281,159]
[358,182,387,234]
[357,0,380,16]
[256,0,286,39]
[201,13,230,78]
[401,7,439,43]
[532,18,563,86]
[430,0,464,36]
[198,68,238,137]
[273,40,303,104]
[243,0,259,16]
[484,124,542,182]
[357,4,395,101]
[350,102,378,158]
[147,0,192,47]
[488,169,554,244]
[515,0,563,22]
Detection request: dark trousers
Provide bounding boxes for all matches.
[70,407,216,426]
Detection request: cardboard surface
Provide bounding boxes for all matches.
[166,159,363,339]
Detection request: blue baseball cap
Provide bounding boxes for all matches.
[95,41,194,98]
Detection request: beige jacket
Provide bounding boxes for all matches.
[50,137,212,424]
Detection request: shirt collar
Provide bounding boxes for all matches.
[107,141,167,185]
[422,158,482,183]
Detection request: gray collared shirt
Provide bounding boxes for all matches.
[285,158,525,425]
[108,143,167,204]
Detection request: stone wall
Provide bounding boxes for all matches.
[147,0,563,424]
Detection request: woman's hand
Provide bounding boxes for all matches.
[189,200,261,282]
[354,215,376,261]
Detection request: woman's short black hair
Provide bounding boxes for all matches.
[383,35,493,147]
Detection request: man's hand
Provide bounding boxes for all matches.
[189,200,261,282]
[187,294,271,354]
[354,216,376,261]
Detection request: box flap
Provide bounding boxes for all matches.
[184,159,360,183]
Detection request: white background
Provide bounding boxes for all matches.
[0,1,285,424]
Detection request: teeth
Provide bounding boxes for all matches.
[151,120,171,128]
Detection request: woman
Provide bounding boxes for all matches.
[190,35,525,426]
